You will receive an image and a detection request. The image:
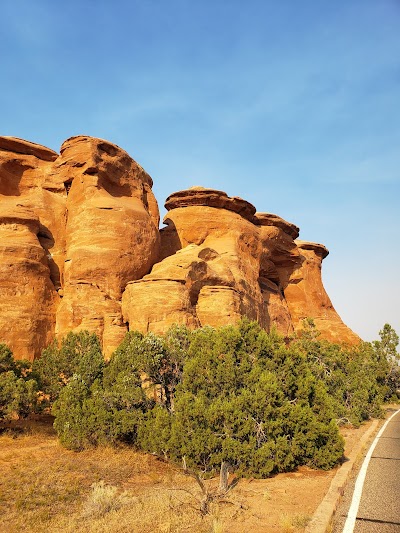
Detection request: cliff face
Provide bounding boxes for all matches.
[123,188,264,332]
[0,137,359,360]
[0,136,160,359]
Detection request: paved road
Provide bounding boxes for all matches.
[333,409,400,532]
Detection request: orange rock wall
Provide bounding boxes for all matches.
[0,138,359,361]
[0,136,160,360]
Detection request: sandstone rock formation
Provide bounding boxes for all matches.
[0,204,57,360]
[0,138,62,360]
[123,187,360,345]
[122,187,264,333]
[285,240,358,344]
[53,136,160,355]
[0,136,160,359]
[0,137,359,361]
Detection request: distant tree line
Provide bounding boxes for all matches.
[1,320,399,477]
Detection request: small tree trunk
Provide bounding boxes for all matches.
[219,461,230,494]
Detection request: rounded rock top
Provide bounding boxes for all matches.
[253,212,299,239]
[295,239,329,259]
[164,186,256,221]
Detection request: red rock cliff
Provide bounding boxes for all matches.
[0,138,359,360]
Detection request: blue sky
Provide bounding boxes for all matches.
[1,0,399,341]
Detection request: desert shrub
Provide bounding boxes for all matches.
[53,375,147,451]
[138,320,344,476]
[53,334,150,450]
[33,331,104,404]
[0,344,38,420]
[373,323,400,401]
[51,320,398,477]
[294,320,389,425]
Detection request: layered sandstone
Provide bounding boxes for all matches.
[123,187,359,345]
[255,212,300,335]
[0,138,63,360]
[0,204,57,360]
[0,137,359,361]
[0,136,160,359]
[54,136,160,355]
[122,188,264,333]
[284,240,359,344]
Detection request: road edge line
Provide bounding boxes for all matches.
[305,417,380,533]
[342,408,400,533]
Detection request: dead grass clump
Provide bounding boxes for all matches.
[82,481,133,518]
[280,512,312,532]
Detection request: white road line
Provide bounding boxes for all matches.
[342,409,400,533]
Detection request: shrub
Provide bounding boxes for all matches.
[50,320,398,479]
[373,323,400,401]
[33,331,104,404]
[82,481,132,518]
[138,321,344,476]
[52,333,149,450]
[0,344,38,420]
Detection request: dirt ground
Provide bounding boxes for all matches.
[0,416,375,533]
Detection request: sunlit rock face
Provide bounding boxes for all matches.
[122,187,359,345]
[284,240,360,345]
[122,187,265,333]
[0,136,160,360]
[0,138,359,361]
[0,137,63,360]
[54,136,160,356]
[254,212,300,336]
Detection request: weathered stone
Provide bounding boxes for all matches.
[257,213,300,335]
[0,137,58,163]
[284,240,360,344]
[165,186,256,221]
[0,203,58,360]
[123,192,264,333]
[0,135,360,360]
[253,212,300,240]
[54,136,160,356]
[0,135,160,359]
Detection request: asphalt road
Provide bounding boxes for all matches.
[333,409,400,533]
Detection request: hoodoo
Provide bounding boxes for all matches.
[0,136,359,360]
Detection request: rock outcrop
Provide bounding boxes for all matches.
[53,136,160,355]
[0,137,359,360]
[0,136,160,359]
[123,187,360,345]
[122,187,264,333]
[284,240,358,344]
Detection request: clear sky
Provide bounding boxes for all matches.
[1,0,399,341]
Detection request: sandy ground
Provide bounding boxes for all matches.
[0,416,375,533]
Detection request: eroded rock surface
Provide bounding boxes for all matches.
[0,135,160,359]
[284,240,359,344]
[123,188,359,345]
[123,188,264,333]
[54,136,160,355]
[0,138,359,360]
[0,204,57,360]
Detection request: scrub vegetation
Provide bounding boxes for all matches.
[1,320,399,479]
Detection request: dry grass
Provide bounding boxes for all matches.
[0,421,227,532]
[0,417,343,532]
[82,481,133,518]
[279,513,311,532]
